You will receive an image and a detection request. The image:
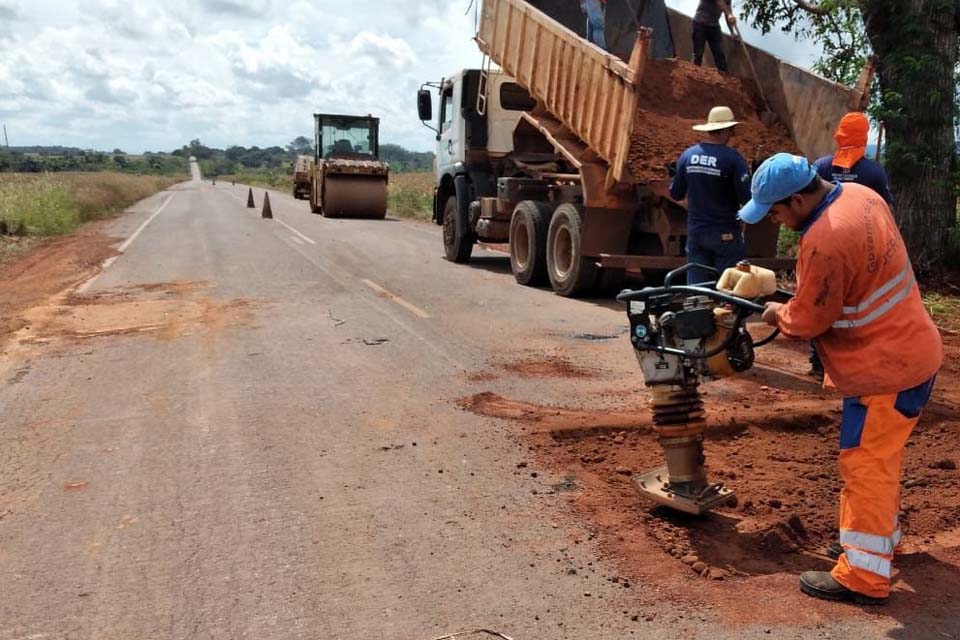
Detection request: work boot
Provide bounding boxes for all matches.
[806,364,825,383]
[799,571,887,605]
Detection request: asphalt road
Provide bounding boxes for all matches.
[0,168,938,639]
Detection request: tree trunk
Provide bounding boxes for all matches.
[861,0,958,271]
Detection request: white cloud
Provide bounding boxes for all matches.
[0,0,820,153]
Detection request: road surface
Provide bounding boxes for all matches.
[1,168,957,640]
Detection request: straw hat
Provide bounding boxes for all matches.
[692,106,740,132]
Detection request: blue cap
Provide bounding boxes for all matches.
[738,153,819,224]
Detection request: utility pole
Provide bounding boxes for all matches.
[2,124,8,147]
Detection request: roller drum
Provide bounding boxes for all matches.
[322,174,388,219]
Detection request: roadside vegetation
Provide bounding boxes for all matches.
[386,172,433,220]
[222,170,434,221]
[0,147,186,176]
[0,172,182,264]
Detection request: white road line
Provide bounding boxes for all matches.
[275,219,316,245]
[118,193,176,253]
[289,236,305,245]
[279,236,465,369]
[361,279,431,319]
[76,193,176,293]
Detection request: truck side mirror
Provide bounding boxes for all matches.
[417,89,432,122]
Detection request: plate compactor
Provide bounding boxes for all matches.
[618,262,784,515]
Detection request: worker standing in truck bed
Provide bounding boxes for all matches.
[740,153,943,605]
[581,0,607,49]
[692,0,737,71]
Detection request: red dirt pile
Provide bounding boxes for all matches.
[628,58,799,183]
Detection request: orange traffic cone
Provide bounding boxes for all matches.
[262,192,273,219]
[246,188,255,208]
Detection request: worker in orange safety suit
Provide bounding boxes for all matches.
[738,153,943,605]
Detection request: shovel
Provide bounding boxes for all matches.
[729,20,778,127]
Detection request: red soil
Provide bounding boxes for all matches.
[629,58,799,183]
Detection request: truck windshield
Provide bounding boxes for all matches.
[321,119,377,159]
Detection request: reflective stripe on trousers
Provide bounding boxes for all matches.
[832,376,935,598]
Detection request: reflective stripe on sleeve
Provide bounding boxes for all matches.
[841,266,909,314]
[840,529,895,555]
[844,549,892,578]
[833,276,915,329]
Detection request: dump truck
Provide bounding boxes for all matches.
[309,113,389,219]
[417,0,873,296]
[292,155,313,200]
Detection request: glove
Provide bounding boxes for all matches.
[666,162,678,178]
[726,13,737,27]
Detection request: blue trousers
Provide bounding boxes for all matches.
[582,0,606,49]
[685,228,746,285]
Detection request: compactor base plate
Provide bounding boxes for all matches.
[632,466,736,515]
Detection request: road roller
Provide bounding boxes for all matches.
[310,113,389,219]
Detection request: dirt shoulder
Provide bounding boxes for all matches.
[0,221,121,351]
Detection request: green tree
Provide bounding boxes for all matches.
[286,136,313,156]
[740,0,959,270]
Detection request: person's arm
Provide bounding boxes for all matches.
[875,164,895,206]
[717,0,736,25]
[669,154,688,201]
[769,242,847,339]
[733,153,751,206]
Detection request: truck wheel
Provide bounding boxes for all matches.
[546,203,598,297]
[509,200,551,286]
[443,195,474,263]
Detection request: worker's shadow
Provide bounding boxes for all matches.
[463,255,513,277]
[883,552,960,638]
[653,509,831,577]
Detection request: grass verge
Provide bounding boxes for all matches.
[225,170,434,220]
[0,172,181,264]
[387,172,433,220]
[0,172,181,234]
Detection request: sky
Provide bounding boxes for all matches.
[0,0,819,154]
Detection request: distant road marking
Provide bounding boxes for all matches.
[361,279,431,319]
[119,193,176,253]
[77,193,176,293]
[275,219,316,245]
[289,236,305,245]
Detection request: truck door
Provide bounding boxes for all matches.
[436,75,465,175]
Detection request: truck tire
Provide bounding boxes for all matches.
[509,200,552,286]
[546,203,598,297]
[443,195,474,263]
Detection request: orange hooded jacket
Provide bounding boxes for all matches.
[833,112,869,170]
[775,183,942,397]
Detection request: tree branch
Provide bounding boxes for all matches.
[794,0,831,16]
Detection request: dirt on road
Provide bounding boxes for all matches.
[0,222,119,352]
[463,337,960,629]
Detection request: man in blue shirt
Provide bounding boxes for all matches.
[813,112,894,205]
[669,106,752,284]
